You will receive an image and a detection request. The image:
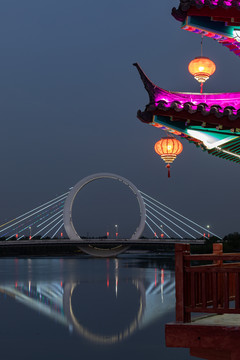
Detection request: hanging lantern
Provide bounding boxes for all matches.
[154,137,183,178]
[188,56,216,93]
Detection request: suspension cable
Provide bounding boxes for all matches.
[140,190,221,239]
[142,196,204,237]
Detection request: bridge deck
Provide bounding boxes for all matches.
[0,238,204,247]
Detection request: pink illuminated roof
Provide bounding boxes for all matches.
[134,63,240,122]
[172,0,240,26]
[178,0,240,11]
[172,0,240,22]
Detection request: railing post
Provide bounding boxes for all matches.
[213,243,223,308]
[213,243,223,266]
[175,243,190,322]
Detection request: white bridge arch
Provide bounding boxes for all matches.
[63,173,146,257]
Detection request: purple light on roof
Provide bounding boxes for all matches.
[154,91,240,110]
[184,0,240,8]
[134,63,240,113]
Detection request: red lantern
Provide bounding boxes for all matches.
[188,56,216,93]
[154,137,183,178]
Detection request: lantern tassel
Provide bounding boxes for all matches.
[166,164,170,178]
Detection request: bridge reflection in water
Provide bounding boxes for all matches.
[0,260,175,345]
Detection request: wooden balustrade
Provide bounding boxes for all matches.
[175,243,240,323]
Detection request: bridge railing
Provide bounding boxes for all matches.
[175,243,240,322]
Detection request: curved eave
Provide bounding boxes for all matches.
[134,63,240,128]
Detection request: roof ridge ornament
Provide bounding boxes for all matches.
[133,63,184,105]
[133,63,159,103]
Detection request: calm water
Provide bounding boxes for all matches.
[0,255,199,360]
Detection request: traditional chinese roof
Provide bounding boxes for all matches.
[134,4,240,165]
[134,63,240,130]
[134,63,240,164]
[172,0,240,57]
[172,0,240,23]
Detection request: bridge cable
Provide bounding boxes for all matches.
[32,214,63,239]
[36,209,64,228]
[144,201,196,239]
[146,209,183,238]
[145,220,169,238]
[142,196,205,237]
[0,191,69,229]
[41,218,64,239]
[51,222,64,239]
[140,190,221,239]
[0,196,67,235]
[4,203,65,239]
[146,214,171,238]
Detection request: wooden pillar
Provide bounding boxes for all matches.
[175,243,190,322]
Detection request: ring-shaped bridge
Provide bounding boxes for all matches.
[63,173,146,257]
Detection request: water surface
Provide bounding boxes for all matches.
[0,255,198,360]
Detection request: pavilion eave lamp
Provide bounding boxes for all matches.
[188,56,216,93]
[154,137,183,178]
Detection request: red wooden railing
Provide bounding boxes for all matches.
[175,243,240,322]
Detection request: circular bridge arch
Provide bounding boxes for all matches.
[63,173,146,257]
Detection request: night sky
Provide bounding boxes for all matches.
[0,0,240,238]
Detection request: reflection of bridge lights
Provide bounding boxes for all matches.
[115,276,118,297]
[0,270,176,345]
[161,269,164,303]
[106,259,110,287]
[12,283,64,314]
[115,259,119,297]
[64,281,146,345]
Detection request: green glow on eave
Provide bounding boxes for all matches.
[153,115,238,149]
[182,16,240,38]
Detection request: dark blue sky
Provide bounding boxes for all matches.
[0,0,239,237]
